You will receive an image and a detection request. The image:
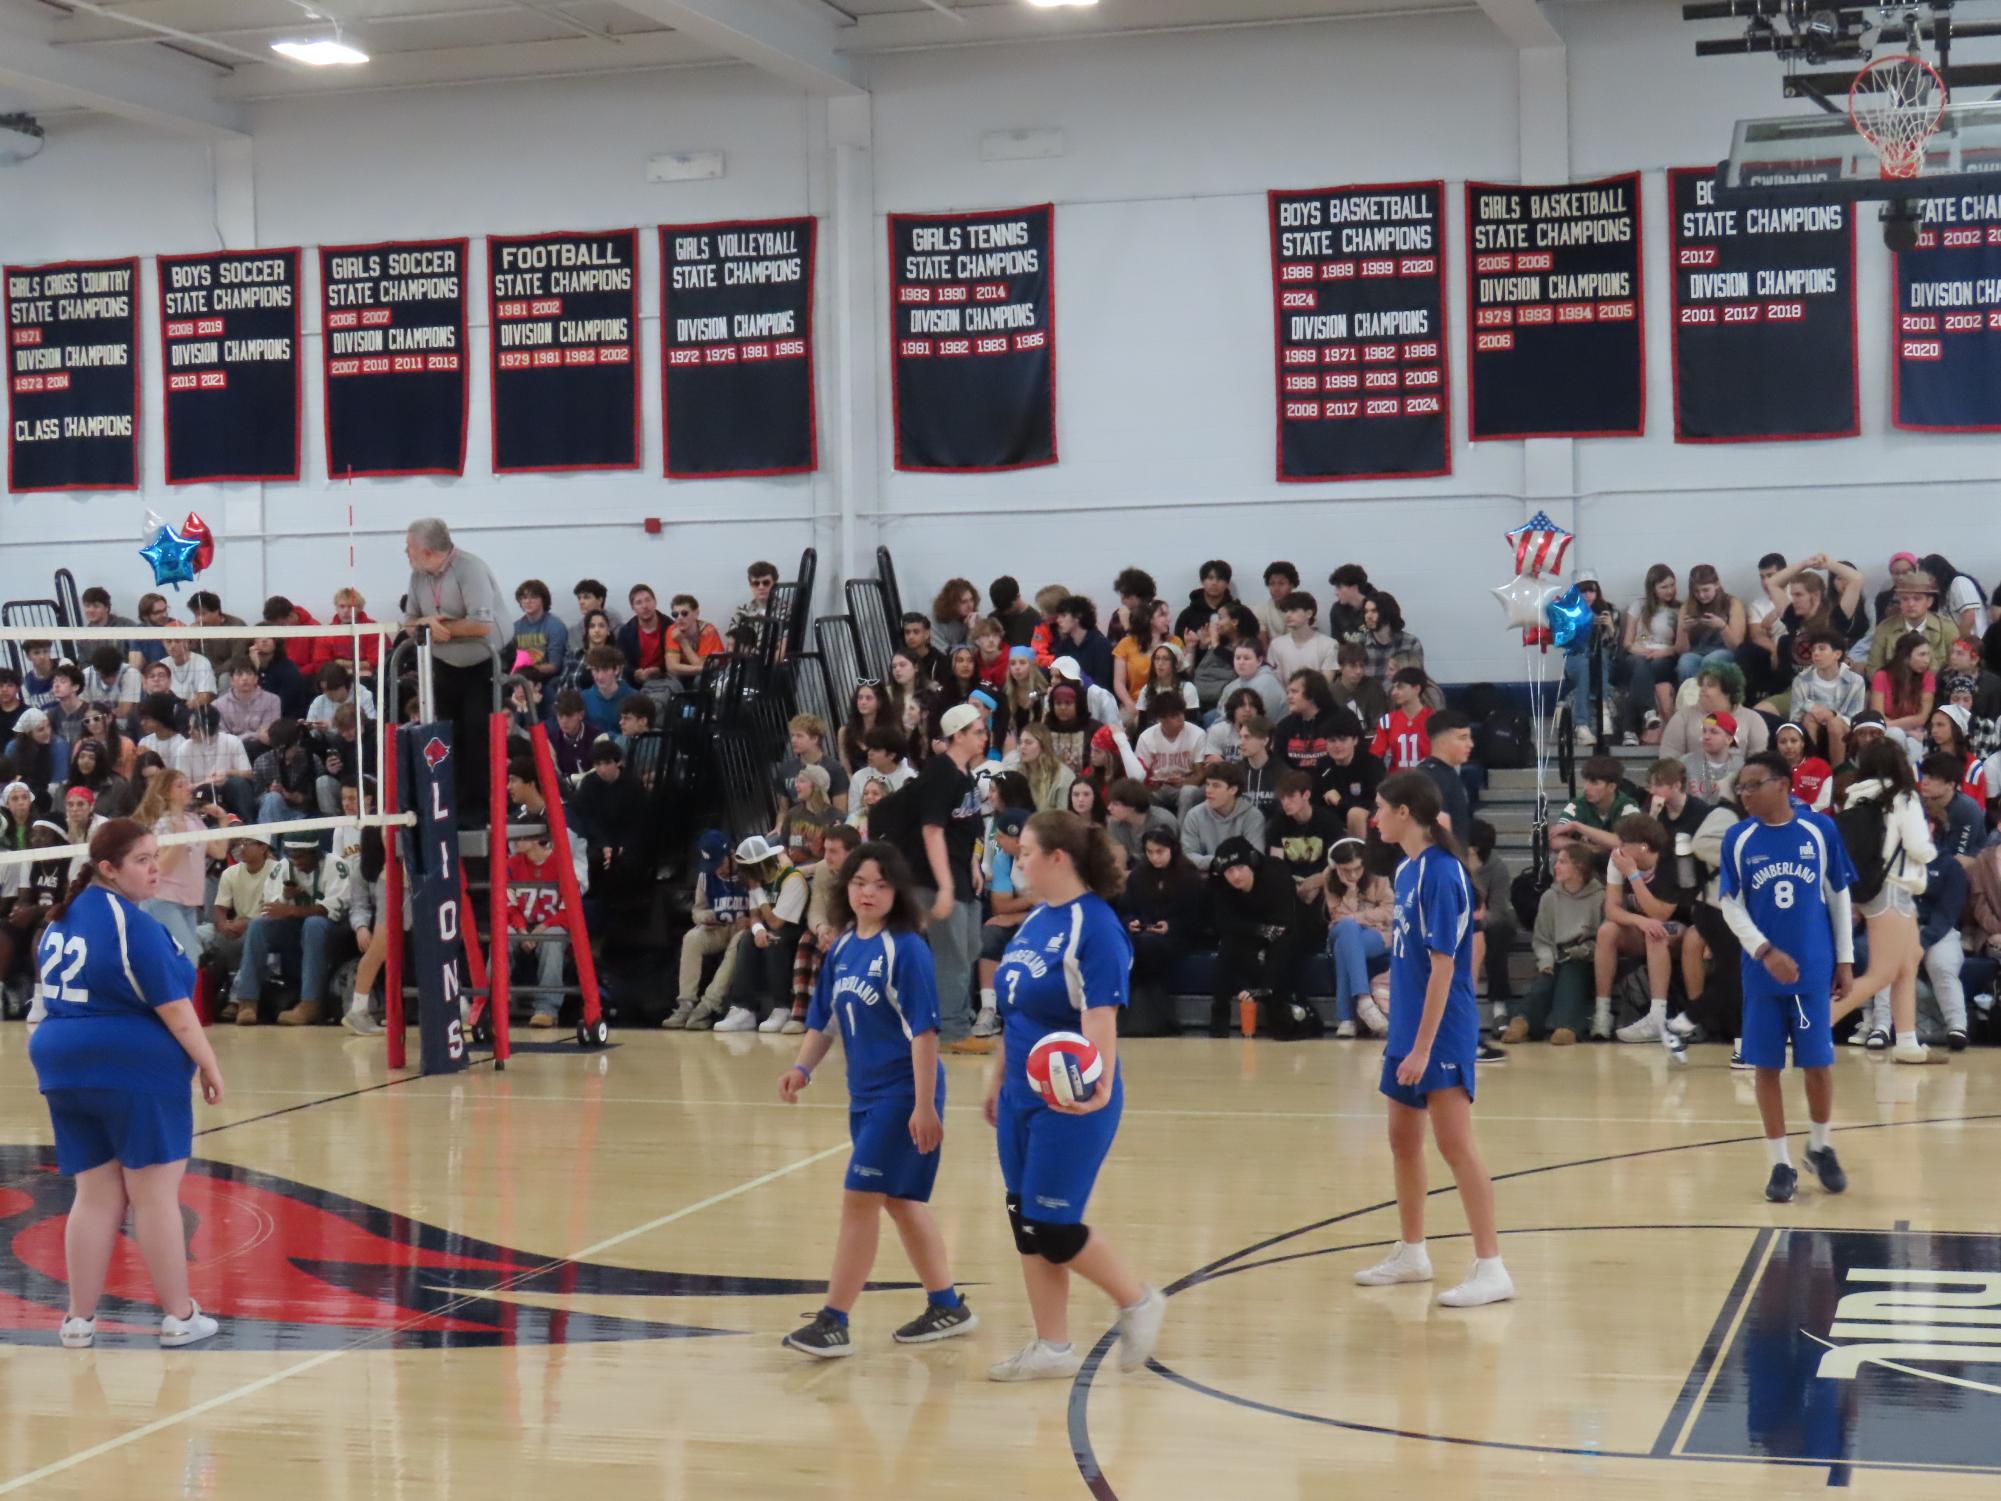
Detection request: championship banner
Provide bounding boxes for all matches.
[397,722,470,1077]
[1268,182,1449,480]
[157,248,300,483]
[889,204,1055,472]
[320,238,469,479]
[1893,193,2001,432]
[1465,172,1644,440]
[1668,169,1856,443]
[487,228,640,473]
[5,256,139,493]
[661,217,816,478]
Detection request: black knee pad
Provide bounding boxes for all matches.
[1023,1219,1090,1265]
[1006,1195,1035,1256]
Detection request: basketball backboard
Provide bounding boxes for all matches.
[1716,96,2001,206]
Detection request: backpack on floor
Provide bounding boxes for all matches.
[1834,797,1891,905]
[1476,710,1534,770]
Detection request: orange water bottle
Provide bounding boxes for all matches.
[1238,991,1258,1037]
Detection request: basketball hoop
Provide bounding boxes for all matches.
[1849,53,1948,180]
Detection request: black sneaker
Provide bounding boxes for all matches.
[782,1311,854,1359]
[1864,1028,1891,1051]
[892,1300,979,1345]
[1729,1048,1755,1071]
[1804,1146,1848,1194]
[1948,1029,1969,1053]
[1764,1163,1797,1204]
[1475,1042,1505,1064]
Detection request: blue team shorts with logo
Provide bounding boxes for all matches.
[844,1099,943,1202]
[1379,1051,1478,1109]
[1739,991,1835,1071]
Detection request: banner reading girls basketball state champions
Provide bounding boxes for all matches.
[488,229,639,472]
[661,218,816,477]
[5,256,138,493]
[1668,169,1855,442]
[1268,183,1448,480]
[157,248,300,483]
[1893,193,2001,431]
[320,239,468,478]
[1465,173,1643,440]
[890,204,1054,471]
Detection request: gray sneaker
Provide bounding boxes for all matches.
[971,1006,1001,1039]
[684,1001,722,1032]
[660,999,697,1030]
[782,1310,853,1359]
[893,1300,978,1344]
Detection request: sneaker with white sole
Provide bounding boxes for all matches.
[1865,1028,1891,1051]
[1353,1242,1433,1286]
[1892,1039,1948,1065]
[1573,724,1595,749]
[1666,1013,1698,1038]
[660,999,697,1030]
[782,1310,854,1359]
[1729,1048,1755,1071]
[1590,1001,1612,1040]
[342,1004,383,1037]
[757,1008,788,1033]
[781,1016,806,1035]
[1616,1011,1665,1044]
[684,1001,723,1032]
[1355,994,1389,1037]
[1334,1019,1357,1039]
[1437,1260,1516,1308]
[971,1006,1001,1039]
[160,1300,218,1347]
[1661,1025,1688,1066]
[59,1315,95,1349]
[987,1338,1083,1382]
[1116,1285,1167,1371]
[713,1006,758,1034]
[1843,1026,1869,1047]
[893,1300,978,1344]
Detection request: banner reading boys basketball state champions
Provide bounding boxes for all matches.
[890,204,1055,472]
[5,256,139,494]
[1268,182,1449,480]
[320,238,469,479]
[661,217,816,478]
[157,248,300,484]
[1668,169,1856,443]
[488,229,640,473]
[1893,195,2001,432]
[1465,173,1644,440]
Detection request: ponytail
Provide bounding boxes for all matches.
[1024,809,1126,901]
[1377,771,1468,865]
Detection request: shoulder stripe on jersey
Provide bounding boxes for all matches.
[1061,901,1087,1013]
[105,893,146,999]
[879,931,914,1042]
[1803,820,1830,907]
[1446,853,1472,948]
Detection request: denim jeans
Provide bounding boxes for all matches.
[1676,647,1736,684]
[142,900,203,965]
[918,891,982,1040]
[1564,648,1611,734]
[1626,653,1672,730]
[1327,919,1389,1018]
[516,931,569,1018]
[232,913,351,1006]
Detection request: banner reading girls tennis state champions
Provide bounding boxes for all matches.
[320,239,468,478]
[660,218,816,477]
[1268,182,1449,480]
[889,204,1054,471]
[1893,192,2001,431]
[5,256,139,493]
[1668,169,1856,443]
[1465,173,1644,440]
[156,248,300,483]
[488,229,639,472]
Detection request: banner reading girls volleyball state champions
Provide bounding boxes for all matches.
[889,204,1055,471]
[1893,193,2001,431]
[1268,182,1449,480]
[5,256,139,493]
[157,248,300,483]
[1465,173,1643,440]
[487,229,640,472]
[1668,169,1856,442]
[660,218,816,477]
[320,239,469,478]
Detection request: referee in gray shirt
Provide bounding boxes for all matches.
[404,517,503,822]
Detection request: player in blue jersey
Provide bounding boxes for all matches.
[1355,772,1514,1307]
[778,841,974,1357]
[25,819,226,1349]
[983,810,1165,1383]
[1718,752,1856,1204]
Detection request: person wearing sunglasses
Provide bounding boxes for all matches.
[665,594,725,684]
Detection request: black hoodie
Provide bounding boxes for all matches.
[1175,585,1235,643]
[1208,837,1296,946]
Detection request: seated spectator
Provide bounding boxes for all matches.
[1734,553,1789,700]
[547,691,594,779]
[1266,768,1342,915]
[900,612,950,688]
[562,610,615,699]
[1274,670,1348,773]
[971,808,1035,1037]
[305,661,375,736]
[1219,640,1286,721]
[1208,837,1314,1039]
[1052,595,1114,688]
[1185,605,1249,712]
[1134,643,1199,729]
[1918,751,1985,861]
[1028,584,1068,667]
[1663,661,1769,758]
[252,719,319,826]
[617,695,656,757]
[505,817,578,1030]
[1920,552,1989,640]
[1133,697,1205,805]
[1943,635,2001,722]
[573,741,647,908]
[616,585,673,690]
[1326,563,1376,644]
[0,667,21,745]
[503,674,545,735]
[664,594,725,684]
[1832,709,1889,801]
[574,578,620,634]
[250,637,311,720]
[1552,755,1639,854]
[664,830,750,1029]
[1467,817,1516,1005]
[1924,704,1994,808]
[189,590,248,669]
[1047,655,1122,729]
[1328,642,1389,729]
[1622,564,1683,742]
[1313,714,1382,840]
[1323,837,1394,1038]
[6,710,65,813]
[314,586,381,680]
[727,561,783,655]
[582,646,636,737]
[82,645,142,715]
[1684,711,1746,804]
[777,765,836,870]
[988,575,1040,650]
[1117,827,1202,1037]
[216,657,282,754]
[1104,778,1178,869]
[1864,567,1959,676]
[710,835,808,1033]
[1205,688,1264,762]
[1011,721,1074,813]
[62,740,122,812]
[1678,564,1746,683]
[1371,667,1434,773]
[134,693,185,764]
[1765,553,1865,682]
[174,704,254,823]
[775,713,850,818]
[1043,683,1091,775]
[1563,571,1619,747]
[81,707,135,780]
[209,833,281,1021]
[510,579,569,687]
[20,640,61,712]
[939,644,983,715]
[1111,595,1175,711]
[1237,714,1280,820]
[1175,559,1238,642]
[836,682,893,773]
[162,635,216,708]
[1416,709,1474,836]
[229,832,352,1027]
[972,616,1010,691]
[0,782,33,852]
[1775,722,1834,812]
[1505,843,1604,1046]
[48,665,89,746]
[0,818,70,1014]
[137,659,176,714]
[78,585,140,665]
[1267,592,1339,682]
[1598,813,1687,1051]
[1359,591,1426,691]
[1870,632,1936,735]
[1253,561,1300,644]
[1769,628,1864,764]
[1181,762,1265,871]
[784,825,860,1033]
[932,577,982,649]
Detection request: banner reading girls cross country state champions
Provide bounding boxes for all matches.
[1268,182,1449,480]
[1465,173,1644,440]
[320,238,469,479]
[157,247,301,483]
[5,256,139,493]
[1893,192,2001,432]
[890,204,1055,471]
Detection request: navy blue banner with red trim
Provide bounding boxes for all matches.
[320,238,469,479]
[5,256,140,494]
[158,248,301,483]
[1893,194,2001,432]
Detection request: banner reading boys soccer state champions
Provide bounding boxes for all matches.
[1893,193,2001,432]
[661,217,816,478]
[890,204,1055,472]
[1668,169,1856,443]
[157,248,301,483]
[5,256,139,493]
[321,239,469,479]
[1268,182,1449,480]
[1465,173,1644,440]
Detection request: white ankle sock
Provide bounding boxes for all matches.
[1809,1121,1831,1153]
[350,993,369,1011]
[1397,1239,1427,1258]
[1594,996,1610,1012]
[1764,1136,1790,1168]
[1473,1255,1506,1274]
[1897,1029,1920,1049]
[979,987,996,1009]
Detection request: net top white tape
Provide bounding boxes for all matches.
[0,623,397,643]
[0,811,417,871]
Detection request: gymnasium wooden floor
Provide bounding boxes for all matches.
[0,1025,1997,1498]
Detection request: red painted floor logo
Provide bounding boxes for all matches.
[0,1147,904,1350]
[422,736,450,770]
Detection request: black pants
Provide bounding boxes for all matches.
[1687,903,1744,1041]
[1213,927,1308,1035]
[1126,933,1185,1037]
[433,656,494,820]
[728,922,804,1015]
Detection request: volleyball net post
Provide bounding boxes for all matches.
[486,709,512,1064]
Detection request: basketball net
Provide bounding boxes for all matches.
[1849,52,1948,180]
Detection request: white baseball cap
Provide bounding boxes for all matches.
[940,703,984,737]
[1048,656,1081,682]
[734,834,780,864]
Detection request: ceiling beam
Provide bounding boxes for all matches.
[614,0,864,94]
[0,8,246,138]
[1475,0,1562,50]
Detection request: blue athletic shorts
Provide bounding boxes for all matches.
[44,1087,192,1175]
[995,1077,1124,1226]
[1379,1051,1477,1110]
[844,1099,943,1202]
[1739,992,1834,1071]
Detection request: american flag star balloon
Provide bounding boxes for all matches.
[1506,511,1574,577]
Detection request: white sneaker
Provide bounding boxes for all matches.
[1353,1242,1433,1286]
[1844,1026,1869,1046]
[1437,1260,1516,1308]
[1590,1001,1612,1040]
[343,1004,383,1037]
[1573,724,1595,748]
[780,1016,806,1035]
[1356,993,1389,1037]
[757,1008,788,1033]
[713,1006,758,1034]
[1666,1013,1698,1037]
[26,991,46,1025]
[1334,1019,1357,1039]
[59,1315,94,1349]
[1661,1024,1689,1066]
[1115,1285,1167,1372]
[987,1338,1083,1382]
[160,1300,219,1347]
[1616,1011,1665,1043]
[971,1006,1001,1039]
[1892,1039,1948,1066]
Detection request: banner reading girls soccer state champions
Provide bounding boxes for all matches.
[157,247,301,483]
[5,256,139,493]
[1893,192,2001,432]
[320,238,469,479]
[1268,182,1449,480]
[889,204,1055,472]
[1465,172,1644,440]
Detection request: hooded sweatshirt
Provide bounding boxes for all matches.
[1842,777,1937,896]
[1207,837,1297,945]
[1533,877,1607,969]
[1221,665,1286,720]
[1180,798,1267,872]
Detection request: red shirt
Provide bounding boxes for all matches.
[978,652,1009,690]
[1371,707,1432,771]
[1789,756,1833,811]
[1961,752,1991,807]
[506,851,565,932]
[634,621,666,673]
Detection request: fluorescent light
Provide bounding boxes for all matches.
[1023,0,1099,9]
[270,38,369,66]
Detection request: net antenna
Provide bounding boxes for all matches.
[1850,47,1950,176]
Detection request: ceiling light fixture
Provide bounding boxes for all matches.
[270,37,369,66]
[1023,0,1100,10]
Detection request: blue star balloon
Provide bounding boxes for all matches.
[1544,585,1593,650]
[139,525,201,590]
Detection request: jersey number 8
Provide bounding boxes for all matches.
[1772,880,1795,910]
[38,933,89,1004]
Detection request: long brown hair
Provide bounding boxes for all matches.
[1377,770,1467,864]
[1682,563,1734,625]
[134,767,188,828]
[1024,809,1125,901]
[1642,563,1680,615]
[49,817,151,921]
[1883,632,1934,719]
[829,841,926,932]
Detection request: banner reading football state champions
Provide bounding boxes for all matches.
[890,204,1055,472]
[157,247,301,483]
[320,238,469,478]
[5,256,139,493]
[1269,182,1449,480]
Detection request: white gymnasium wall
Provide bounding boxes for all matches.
[0,0,1989,681]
